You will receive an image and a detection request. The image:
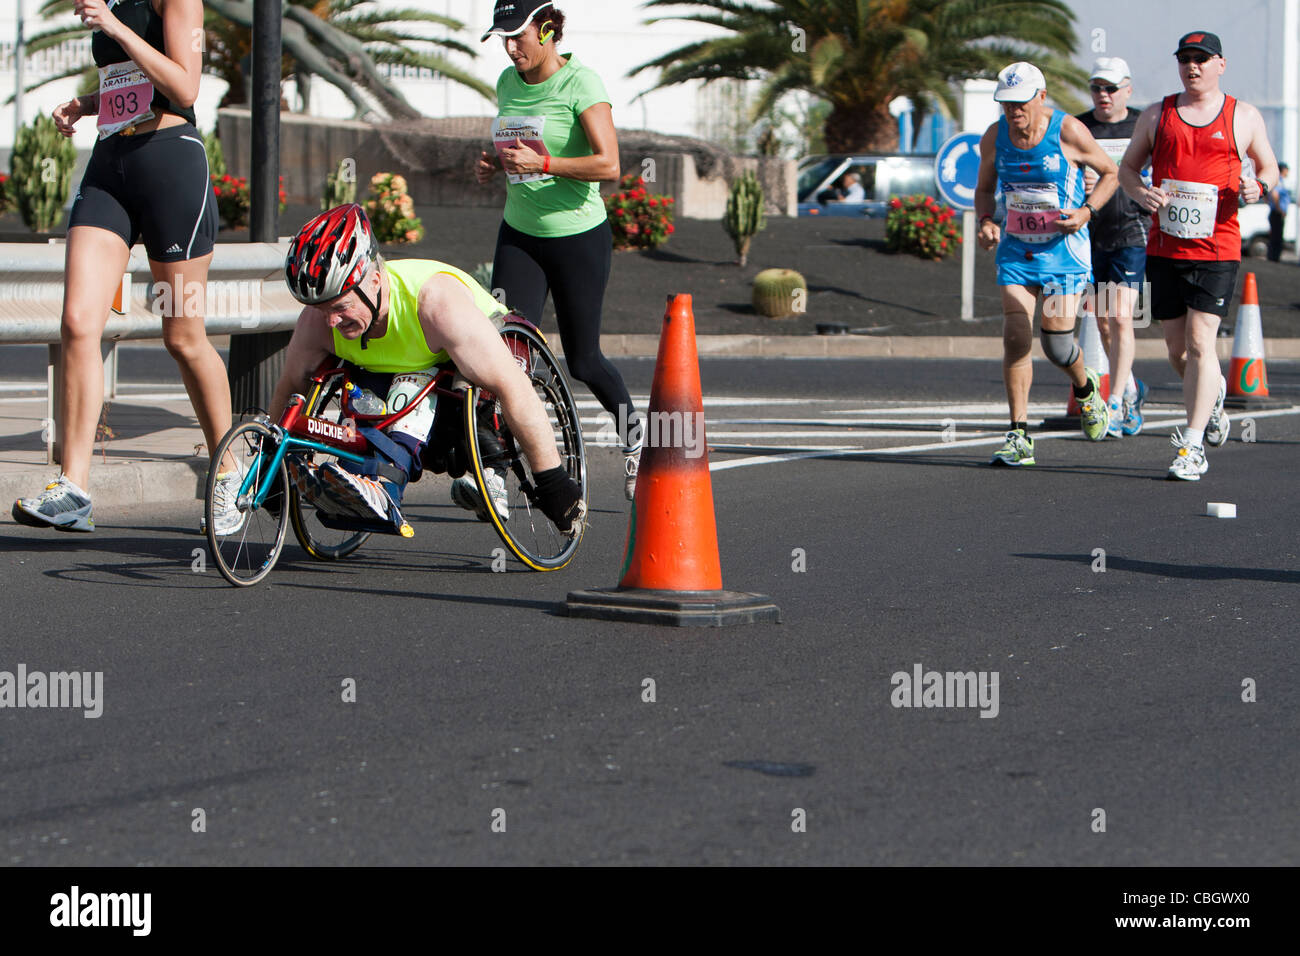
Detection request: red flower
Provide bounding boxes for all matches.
[666,224,675,234]
[648,198,658,207]
[926,218,934,225]
[665,197,674,204]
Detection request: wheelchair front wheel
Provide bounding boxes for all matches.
[206,420,290,587]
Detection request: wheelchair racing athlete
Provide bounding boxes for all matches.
[269,203,585,537]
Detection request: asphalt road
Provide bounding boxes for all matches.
[2,356,1297,865]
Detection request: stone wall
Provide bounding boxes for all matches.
[217,109,795,219]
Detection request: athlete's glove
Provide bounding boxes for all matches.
[533,466,585,538]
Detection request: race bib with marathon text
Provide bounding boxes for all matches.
[1159,178,1217,239]
[492,116,554,185]
[1004,183,1061,244]
[97,61,154,138]
[385,370,438,442]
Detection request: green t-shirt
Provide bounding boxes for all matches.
[331,259,506,374]
[494,53,611,238]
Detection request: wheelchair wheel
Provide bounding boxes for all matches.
[463,323,587,570]
[206,420,290,587]
[288,376,372,561]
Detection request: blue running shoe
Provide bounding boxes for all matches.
[1121,379,1148,436]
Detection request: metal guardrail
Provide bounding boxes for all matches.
[0,241,301,463]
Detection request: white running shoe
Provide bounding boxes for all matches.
[321,462,394,522]
[623,449,640,501]
[12,475,94,532]
[209,460,248,536]
[450,467,509,522]
[1167,431,1209,481]
[1205,374,1230,446]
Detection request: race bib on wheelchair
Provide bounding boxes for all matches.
[386,370,438,442]
[1004,183,1060,244]
[97,61,155,138]
[1159,179,1217,239]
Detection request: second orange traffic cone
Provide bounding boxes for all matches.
[1226,272,1273,407]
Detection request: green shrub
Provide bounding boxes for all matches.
[885,194,961,259]
[10,114,77,232]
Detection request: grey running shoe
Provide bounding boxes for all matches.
[450,468,509,522]
[1205,374,1230,446]
[13,476,94,532]
[209,460,248,537]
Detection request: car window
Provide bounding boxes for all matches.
[797,158,841,201]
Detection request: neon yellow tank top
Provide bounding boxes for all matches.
[331,259,507,374]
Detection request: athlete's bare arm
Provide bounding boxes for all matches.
[416,275,562,472]
[1120,103,1166,212]
[975,122,1002,250]
[1058,115,1117,234]
[269,307,335,419]
[1235,101,1280,204]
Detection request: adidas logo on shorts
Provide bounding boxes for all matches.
[165,243,182,254]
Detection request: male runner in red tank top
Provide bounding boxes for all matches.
[1119,31,1278,481]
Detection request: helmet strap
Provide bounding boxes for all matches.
[355,278,382,350]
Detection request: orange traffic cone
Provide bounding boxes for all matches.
[1066,309,1110,416]
[1225,272,1276,408]
[565,294,780,627]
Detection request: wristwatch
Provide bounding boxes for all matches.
[1083,201,1098,220]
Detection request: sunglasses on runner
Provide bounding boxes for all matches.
[1089,83,1125,94]
[1176,53,1213,65]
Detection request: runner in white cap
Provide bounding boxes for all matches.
[1076,56,1151,438]
[976,62,1119,465]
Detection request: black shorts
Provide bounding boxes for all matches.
[1145,255,1239,320]
[68,123,217,262]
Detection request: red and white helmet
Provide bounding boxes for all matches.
[285,203,378,305]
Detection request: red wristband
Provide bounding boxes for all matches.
[543,156,551,174]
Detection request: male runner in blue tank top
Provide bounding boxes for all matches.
[975,62,1120,465]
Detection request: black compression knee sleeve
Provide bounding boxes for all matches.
[1041,327,1080,368]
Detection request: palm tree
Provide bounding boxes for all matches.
[631,0,1089,153]
[17,1,494,119]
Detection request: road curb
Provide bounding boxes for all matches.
[600,334,1300,360]
[1,459,206,515]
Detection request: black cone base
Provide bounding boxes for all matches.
[564,588,781,627]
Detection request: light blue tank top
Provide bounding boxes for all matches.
[994,109,1090,274]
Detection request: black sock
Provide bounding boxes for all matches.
[1072,381,1092,399]
[1012,421,1028,435]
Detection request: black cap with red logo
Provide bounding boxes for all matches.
[1175,31,1223,57]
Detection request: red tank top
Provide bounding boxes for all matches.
[1147,93,1241,261]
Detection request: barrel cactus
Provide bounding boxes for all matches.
[752,268,807,318]
[10,114,77,233]
[724,170,766,266]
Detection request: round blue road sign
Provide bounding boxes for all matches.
[934,132,982,211]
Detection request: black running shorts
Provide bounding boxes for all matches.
[68,123,217,262]
[1145,255,1239,320]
